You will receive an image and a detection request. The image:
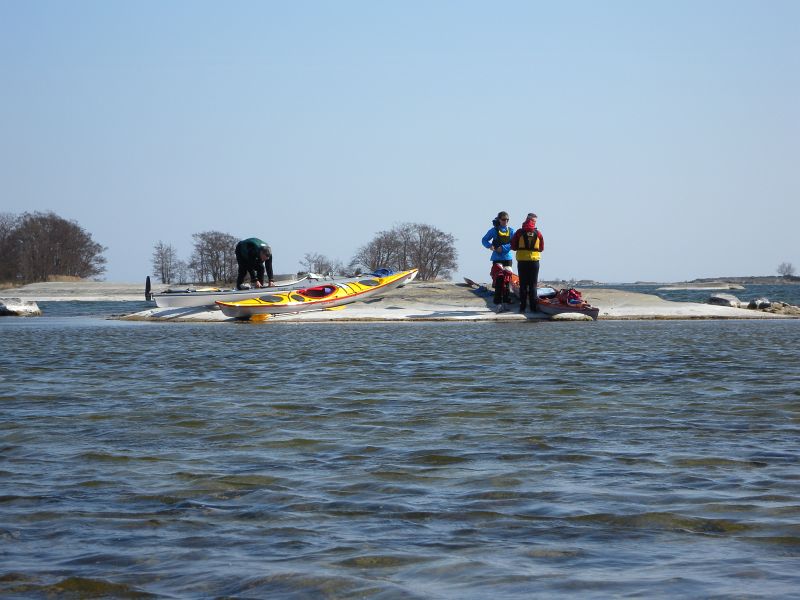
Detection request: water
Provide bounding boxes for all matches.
[598,282,800,307]
[1,310,800,597]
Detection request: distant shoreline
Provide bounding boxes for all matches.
[546,276,800,287]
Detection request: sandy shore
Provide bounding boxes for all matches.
[3,280,796,322]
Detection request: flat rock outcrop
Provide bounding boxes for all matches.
[3,281,797,322]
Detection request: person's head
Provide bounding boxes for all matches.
[493,211,510,228]
[259,244,271,260]
[522,213,538,231]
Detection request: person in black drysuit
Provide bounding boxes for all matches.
[235,237,274,290]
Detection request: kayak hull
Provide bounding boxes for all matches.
[537,298,600,320]
[216,269,418,318]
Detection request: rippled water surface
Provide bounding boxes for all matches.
[1,316,799,598]
[601,282,800,306]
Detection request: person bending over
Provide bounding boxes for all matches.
[235,237,274,290]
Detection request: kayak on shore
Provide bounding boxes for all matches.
[147,276,311,308]
[147,267,418,309]
[216,269,418,319]
[466,275,600,320]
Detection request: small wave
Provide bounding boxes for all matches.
[572,511,755,534]
[673,457,769,469]
[335,554,433,568]
[406,451,471,465]
[0,575,154,598]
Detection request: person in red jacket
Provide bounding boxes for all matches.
[510,213,544,313]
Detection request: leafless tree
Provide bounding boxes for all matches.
[151,241,180,283]
[0,213,20,282]
[411,223,457,280]
[777,262,796,278]
[299,252,346,276]
[4,211,106,282]
[174,260,190,284]
[352,222,457,281]
[352,230,396,273]
[189,231,237,283]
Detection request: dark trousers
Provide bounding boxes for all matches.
[235,242,264,289]
[493,260,512,304]
[517,260,540,310]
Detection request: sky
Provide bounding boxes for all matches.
[1,0,798,283]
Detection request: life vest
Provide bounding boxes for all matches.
[556,288,583,305]
[492,227,511,248]
[515,229,541,261]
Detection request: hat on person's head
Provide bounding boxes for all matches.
[526,213,538,220]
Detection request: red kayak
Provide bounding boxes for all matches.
[536,288,599,320]
[509,274,599,320]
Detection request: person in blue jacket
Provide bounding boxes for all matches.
[481,211,515,311]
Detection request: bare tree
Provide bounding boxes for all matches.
[190,231,237,283]
[351,230,397,273]
[7,211,106,282]
[151,241,180,284]
[174,259,190,285]
[411,223,457,280]
[299,252,345,276]
[352,222,458,281]
[0,213,20,282]
[777,262,796,278]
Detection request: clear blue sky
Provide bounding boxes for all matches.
[2,0,798,283]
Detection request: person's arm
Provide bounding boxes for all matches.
[538,231,544,252]
[481,229,494,250]
[510,230,520,251]
[265,255,274,285]
[249,257,261,286]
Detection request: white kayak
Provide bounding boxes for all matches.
[147,270,414,309]
[148,276,314,308]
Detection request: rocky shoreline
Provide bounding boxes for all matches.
[3,280,799,322]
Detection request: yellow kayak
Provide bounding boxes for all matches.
[216,269,418,319]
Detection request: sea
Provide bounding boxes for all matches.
[1,283,799,598]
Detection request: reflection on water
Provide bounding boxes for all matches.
[1,317,799,598]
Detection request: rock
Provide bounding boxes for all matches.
[0,298,42,316]
[748,297,771,309]
[707,293,742,308]
[762,301,800,316]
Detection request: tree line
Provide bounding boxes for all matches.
[0,211,106,283]
[151,231,240,285]
[153,222,458,285]
[9,209,791,286]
